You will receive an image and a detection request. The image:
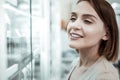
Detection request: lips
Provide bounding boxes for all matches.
[70,33,83,40]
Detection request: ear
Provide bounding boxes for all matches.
[102,28,109,41]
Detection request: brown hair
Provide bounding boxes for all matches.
[77,0,119,62]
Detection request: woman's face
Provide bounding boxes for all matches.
[67,1,108,50]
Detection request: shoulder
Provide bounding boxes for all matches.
[96,71,119,80]
[96,56,119,80]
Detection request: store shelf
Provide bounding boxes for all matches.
[6,64,18,79]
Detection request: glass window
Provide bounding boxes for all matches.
[4,0,33,80]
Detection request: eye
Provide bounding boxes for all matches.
[70,16,76,22]
[70,18,76,22]
[84,19,93,24]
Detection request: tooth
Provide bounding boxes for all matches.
[72,34,80,37]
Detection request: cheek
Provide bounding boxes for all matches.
[85,25,105,35]
[84,27,96,36]
[66,24,70,33]
[66,27,69,34]
[84,27,105,41]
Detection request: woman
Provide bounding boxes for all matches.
[67,0,119,80]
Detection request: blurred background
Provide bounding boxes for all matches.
[0,0,120,80]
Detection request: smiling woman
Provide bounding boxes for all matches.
[66,0,119,80]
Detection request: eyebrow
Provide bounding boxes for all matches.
[71,12,97,20]
[82,14,97,20]
[71,12,77,16]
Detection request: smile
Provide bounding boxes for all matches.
[70,33,83,40]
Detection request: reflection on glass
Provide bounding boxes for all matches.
[5,4,31,68]
[4,0,32,80]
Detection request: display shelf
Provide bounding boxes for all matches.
[8,54,32,80]
[6,64,18,79]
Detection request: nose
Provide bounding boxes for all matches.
[68,19,82,31]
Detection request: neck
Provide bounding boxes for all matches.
[78,47,100,67]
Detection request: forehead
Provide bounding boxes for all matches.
[72,1,99,18]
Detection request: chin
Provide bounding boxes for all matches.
[69,44,78,49]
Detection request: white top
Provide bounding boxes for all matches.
[67,56,120,80]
